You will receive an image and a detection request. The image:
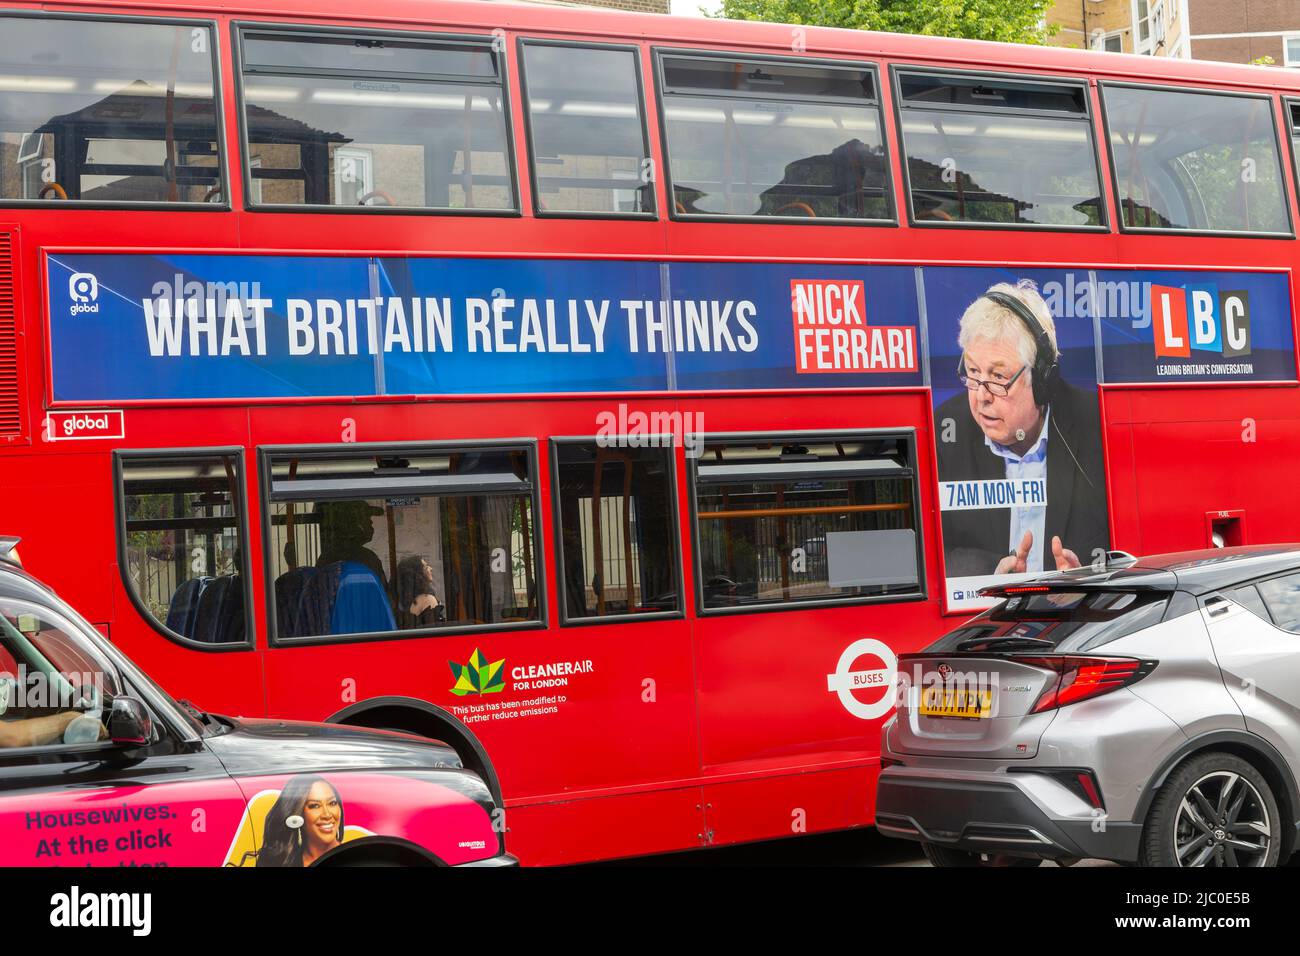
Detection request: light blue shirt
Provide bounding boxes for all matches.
[984,409,1050,572]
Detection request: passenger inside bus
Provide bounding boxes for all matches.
[315,501,388,590]
[394,556,445,629]
[265,450,540,639]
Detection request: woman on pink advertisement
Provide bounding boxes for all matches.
[257,775,348,867]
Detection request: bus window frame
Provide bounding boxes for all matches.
[549,435,686,627]
[1278,96,1300,228]
[686,427,927,618]
[112,446,255,653]
[256,439,547,648]
[517,37,658,221]
[652,46,898,227]
[0,9,231,212]
[1097,79,1296,239]
[231,20,522,217]
[889,63,1110,233]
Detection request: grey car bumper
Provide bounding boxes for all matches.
[876,770,1142,863]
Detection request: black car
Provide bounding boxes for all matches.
[0,539,514,867]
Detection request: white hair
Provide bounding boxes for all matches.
[957,279,1058,370]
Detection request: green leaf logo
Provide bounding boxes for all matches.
[449,648,506,696]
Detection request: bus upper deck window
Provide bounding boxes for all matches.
[1291,103,1300,196]
[262,446,543,643]
[690,435,922,613]
[895,71,1103,229]
[1103,84,1290,236]
[238,29,516,212]
[658,53,892,222]
[0,16,223,205]
[116,453,251,647]
[521,42,655,217]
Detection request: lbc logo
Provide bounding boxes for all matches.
[1151,284,1250,359]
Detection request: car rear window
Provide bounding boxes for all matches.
[925,589,1171,654]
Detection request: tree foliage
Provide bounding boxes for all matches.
[713,0,1058,45]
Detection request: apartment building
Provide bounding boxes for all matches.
[1048,0,1189,58]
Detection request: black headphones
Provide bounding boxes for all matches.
[959,290,1061,408]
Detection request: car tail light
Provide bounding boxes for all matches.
[1015,656,1156,713]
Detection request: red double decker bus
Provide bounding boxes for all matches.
[3,0,1300,865]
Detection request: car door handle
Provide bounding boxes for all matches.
[1205,596,1231,618]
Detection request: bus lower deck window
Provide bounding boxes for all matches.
[553,442,679,621]
[691,435,921,611]
[239,29,515,212]
[658,54,891,222]
[264,447,541,641]
[896,72,1103,228]
[117,453,249,646]
[0,16,223,205]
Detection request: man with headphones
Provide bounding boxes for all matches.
[935,280,1109,577]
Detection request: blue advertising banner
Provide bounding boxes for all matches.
[1086,268,1294,384]
[46,254,923,402]
[45,254,1294,403]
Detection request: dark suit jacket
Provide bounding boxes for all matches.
[935,382,1109,576]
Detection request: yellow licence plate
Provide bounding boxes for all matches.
[919,686,992,719]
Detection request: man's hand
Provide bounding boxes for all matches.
[995,531,1034,575]
[1052,535,1082,571]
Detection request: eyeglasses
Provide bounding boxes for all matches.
[958,362,1027,397]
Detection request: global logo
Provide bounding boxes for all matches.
[68,272,101,315]
[826,638,898,720]
[449,648,505,696]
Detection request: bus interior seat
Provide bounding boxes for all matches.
[215,577,246,644]
[328,561,395,635]
[191,575,245,644]
[274,566,317,639]
[165,576,211,639]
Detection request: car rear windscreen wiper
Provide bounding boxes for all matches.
[954,636,1055,652]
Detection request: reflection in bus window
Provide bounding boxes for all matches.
[0,16,222,204]
[239,30,515,211]
[897,73,1103,227]
[521,43,654,215]
[265,448,540,640]
[692,436,920,610]
[1104,85,1289,234]
[554,443,678,620]
[118,455,248,645]
[659,55,890,221]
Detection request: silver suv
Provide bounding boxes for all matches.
[877,546,1300,867]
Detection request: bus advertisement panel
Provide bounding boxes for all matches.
[926,266,1293,612]
[44,253,924,403]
